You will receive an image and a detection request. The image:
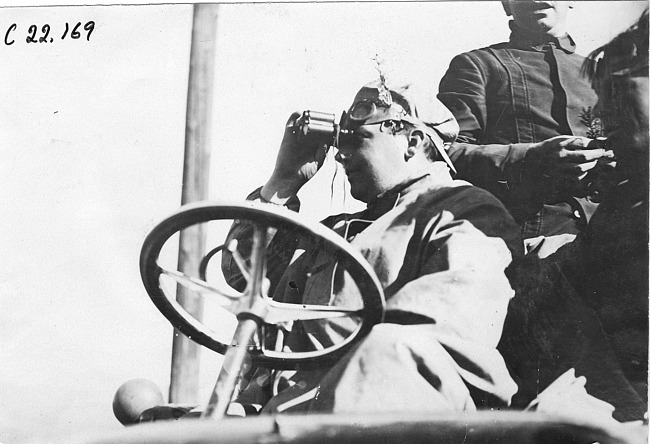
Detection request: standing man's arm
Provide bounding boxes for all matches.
[438,53,531,190]
[438,53,613,218]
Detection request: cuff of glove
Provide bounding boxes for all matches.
[247,186,301,212]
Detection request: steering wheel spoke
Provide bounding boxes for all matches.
[264,301,363,324]
[159,267,242,306]
[224,239,251,283]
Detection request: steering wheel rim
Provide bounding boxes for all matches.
[140,200,385,369]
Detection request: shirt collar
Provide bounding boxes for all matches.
[508,21,576,54]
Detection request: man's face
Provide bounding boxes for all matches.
[503,1,573,37]
[594,67,649,156]
[335,122,408,203]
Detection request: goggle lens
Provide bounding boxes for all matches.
[348,101,377,121]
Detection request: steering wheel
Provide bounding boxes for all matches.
[140,201,385,418]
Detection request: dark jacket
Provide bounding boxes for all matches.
[438,22,600,238]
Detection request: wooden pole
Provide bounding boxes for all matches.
[170,3,219,404]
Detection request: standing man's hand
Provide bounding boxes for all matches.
[524,136,614,198]
[261,112,329,204]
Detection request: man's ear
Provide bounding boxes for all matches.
[501,0,512,16]
[406,130,426,160]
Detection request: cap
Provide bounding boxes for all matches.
[344,80,459,174]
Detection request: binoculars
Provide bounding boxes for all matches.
[291,110,342,149]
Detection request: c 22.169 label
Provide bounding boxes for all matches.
[4,21,95,45]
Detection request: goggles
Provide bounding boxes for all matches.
[339,100,414,130]
[335,101,458,175]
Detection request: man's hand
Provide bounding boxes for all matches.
[524,136,614,198]
[261,112,329,204]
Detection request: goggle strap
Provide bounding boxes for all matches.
[427,131,456,175]
[437,144,457,176]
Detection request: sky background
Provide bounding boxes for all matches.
[1,1,647,442]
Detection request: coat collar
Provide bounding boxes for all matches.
[508,21,576,54]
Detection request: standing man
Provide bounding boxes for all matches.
[438,1,647,420]
[438,1,613,257]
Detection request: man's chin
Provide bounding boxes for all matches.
[529,17,553,31]
[537,20,555,30]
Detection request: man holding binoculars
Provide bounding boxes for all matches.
[223,79,528,414]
